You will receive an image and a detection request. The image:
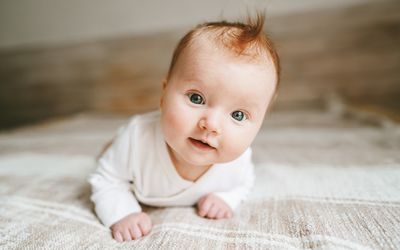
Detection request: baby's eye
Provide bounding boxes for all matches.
[188,93,205,105]
[231,111,247,121]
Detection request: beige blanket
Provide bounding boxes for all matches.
[1,110,399,249]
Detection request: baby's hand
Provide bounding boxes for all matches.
[197,193,233,219]
[110,212,152,242]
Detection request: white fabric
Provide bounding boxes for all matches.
[88,111,255,227]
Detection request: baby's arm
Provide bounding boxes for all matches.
[88,122,152,241]
[90,165,152,241]
[197,156,255,219]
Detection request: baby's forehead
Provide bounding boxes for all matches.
[184,33,273,67]
[178,37,276,94]
[173,37,276,86]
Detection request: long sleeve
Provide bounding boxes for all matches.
[213,150,255,210]
[88,122,141,228]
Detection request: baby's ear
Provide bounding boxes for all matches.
[162,79,167,90]
[160,79,167,108]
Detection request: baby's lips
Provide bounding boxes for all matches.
[189,136,218,149]
[200,138,217,149]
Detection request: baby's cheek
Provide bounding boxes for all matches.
[221,130,254,161]
[162,105,191,138]
[219,143,245,163]
[162,113,180,140]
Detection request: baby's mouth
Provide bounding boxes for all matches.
[188,137,216,151]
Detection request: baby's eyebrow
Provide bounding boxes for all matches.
[182,79,208,91]
[233,98,261,114]
[236,95,261,107]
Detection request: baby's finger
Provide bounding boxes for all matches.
[216,209,226,219]
[206,204,219,219]
[121,229,132,241]
[138,219,152,236]
[198,199,212,217]
[112,231,123,242]
[197,196,206,207]
[224,211,233,219]
[129,224,143,240]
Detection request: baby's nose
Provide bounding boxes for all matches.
[198,113,221,135]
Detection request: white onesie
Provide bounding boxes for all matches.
[88,111,254,227]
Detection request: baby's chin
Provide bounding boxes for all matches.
[181,152,240,167]
[180,154,217,168]
[167,141,245,167]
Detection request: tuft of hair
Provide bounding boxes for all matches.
[166,12,281,90]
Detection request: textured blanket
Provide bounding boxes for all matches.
[1,109,399,249]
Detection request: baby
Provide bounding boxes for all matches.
[88,14,280,242]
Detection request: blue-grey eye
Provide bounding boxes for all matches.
[189,93,204,105]
[231,111,246,121]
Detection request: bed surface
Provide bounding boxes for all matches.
[1,109,399,249]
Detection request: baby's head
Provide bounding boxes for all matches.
[160,14,280,169]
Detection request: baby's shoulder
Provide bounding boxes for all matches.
[126,110,160,128]
[113,110,160,141]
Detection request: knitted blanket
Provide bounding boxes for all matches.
[1,110,399,249]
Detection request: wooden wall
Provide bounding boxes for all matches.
[0,0,399,129]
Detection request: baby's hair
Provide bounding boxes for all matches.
[166,13,281,92]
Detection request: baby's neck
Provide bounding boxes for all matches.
[175,162,212,182]
[166,144,212,182]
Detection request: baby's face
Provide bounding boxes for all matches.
[161,38,277,169]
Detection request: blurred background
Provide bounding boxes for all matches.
[0,0,399,130]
